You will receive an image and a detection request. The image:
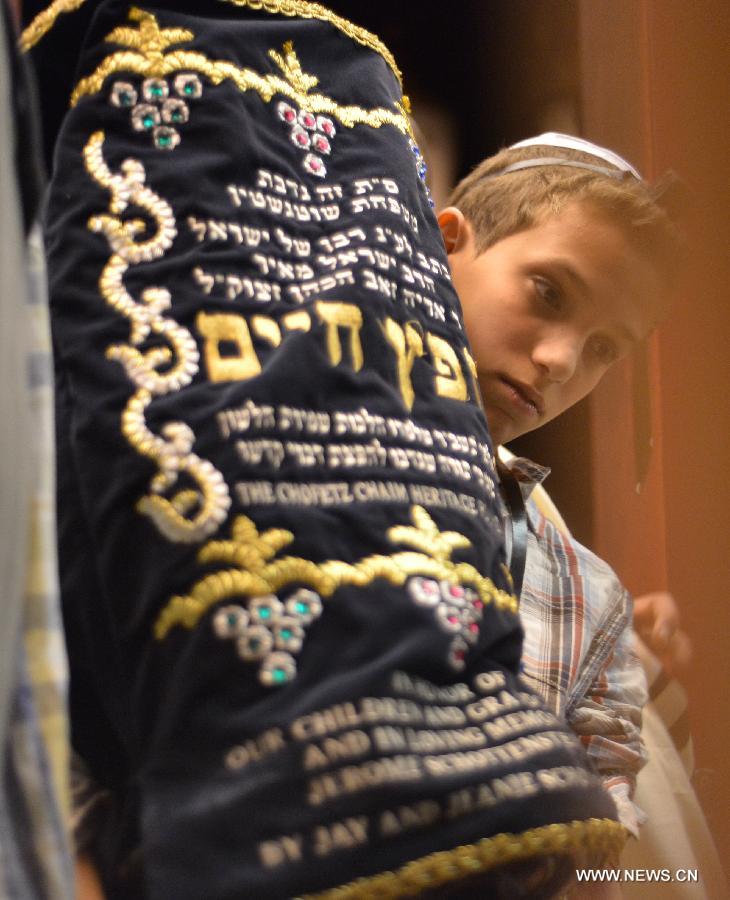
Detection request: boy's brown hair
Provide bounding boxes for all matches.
[448,141,685,295]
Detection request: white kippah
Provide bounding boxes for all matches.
[510,132,642,179]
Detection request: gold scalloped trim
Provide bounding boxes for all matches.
[19,0,87,52]
[69,9,411,137]
[215,0,402,87]
[300,818,627,899]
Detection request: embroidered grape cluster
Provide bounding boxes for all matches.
[109,74,203,150]
[212,588,323,686]
[408,576,484,670]
[277,101,336,178]
[409,140,435,208]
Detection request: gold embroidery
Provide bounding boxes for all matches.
[19,0,87,52]
[251,315,283,347]
[315,301,364,371]
[461,344,484,410]
[216,0,402,87]
[21,0,403,91]
[83,131,231,542]
[499,562,515,596]
[196,311,263,382]
[154,505,516,639]
[282,310,312,332]
[427,333,468,402]
[301,819,627,899]
[387,504,470,561]
[70,9,412,139]
[382,318,424,411]
[104,11,194,58]
[268,39,318,95]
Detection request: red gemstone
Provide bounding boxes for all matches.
[448,615,459,624]
[469,622,479,633]
[450,585,465,598]
[284,110,295,121]
[297,133,307,145]
[310,159,321,170]
[454,648,466,661]
[472,599,484,609]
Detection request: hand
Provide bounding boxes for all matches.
[633,591,692,676]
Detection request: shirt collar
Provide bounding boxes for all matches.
[496,446,551,500]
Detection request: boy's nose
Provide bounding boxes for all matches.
[531,333,581,383]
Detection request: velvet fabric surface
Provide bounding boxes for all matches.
[27,1,619,896]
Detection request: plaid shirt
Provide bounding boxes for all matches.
[500,451,648,836]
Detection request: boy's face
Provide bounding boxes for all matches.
[439,201,662,445]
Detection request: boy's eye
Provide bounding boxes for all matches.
[589,335,619,365]
[533,277,562,310]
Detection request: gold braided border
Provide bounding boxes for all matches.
[215,0,402,87]
[21,0,404,92]
[19,0,87,51]
[300,818,627,899]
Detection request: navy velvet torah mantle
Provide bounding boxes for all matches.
[27,1,622,896]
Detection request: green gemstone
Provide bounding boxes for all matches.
[157,134,171,147]
[295,601,308,614]
[143,115,154,129]
[184,83,195,95]
[171,110,183,122]
[249,638,260,651]
[281,629,292,640]
[272,668,287,683]
[151,85,163,96]
[120,91,132,106]
[260,608,271,619]
[226,613,238,627]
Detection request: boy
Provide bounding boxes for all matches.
[438,132,683,836]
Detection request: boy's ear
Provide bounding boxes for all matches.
[437,207,471,255]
